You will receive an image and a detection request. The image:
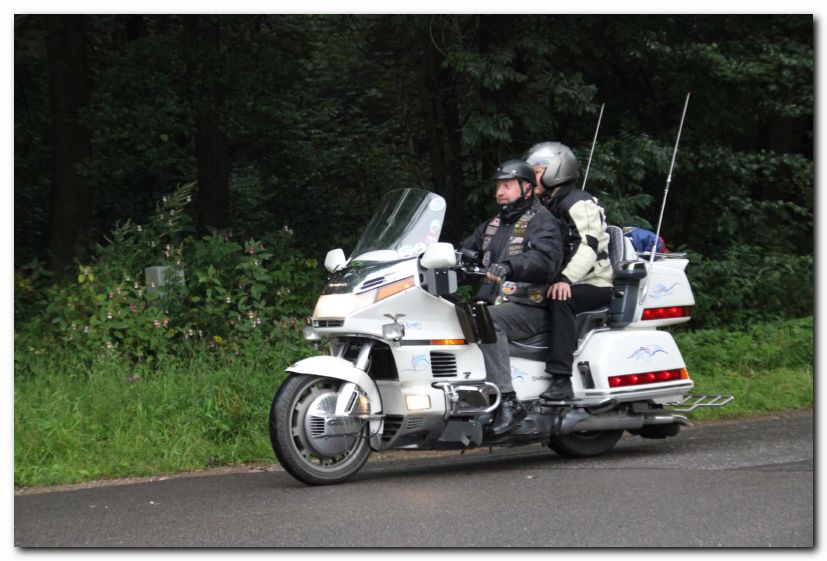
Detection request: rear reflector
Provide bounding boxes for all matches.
[609,368,689,388]
[641,306,693,321]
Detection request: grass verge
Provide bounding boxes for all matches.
[14,316,813,488]
[674,316,813,420]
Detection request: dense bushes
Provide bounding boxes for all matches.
[14,183,814,370]
[14,184,323,370]
[686,247,813,329]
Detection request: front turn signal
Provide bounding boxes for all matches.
[375,277,415,302]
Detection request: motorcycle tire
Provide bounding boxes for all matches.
[269,374,371,485]
[547,430,623,458]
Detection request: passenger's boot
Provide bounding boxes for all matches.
[540,374,574,401]
[488,392,527,435]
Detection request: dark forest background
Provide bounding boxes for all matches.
[14,14,813,334]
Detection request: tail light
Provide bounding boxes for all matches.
[609,368,689,388]
[641,306,693,321]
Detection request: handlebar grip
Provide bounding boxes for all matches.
[458,248,481,264]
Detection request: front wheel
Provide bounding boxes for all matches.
[548,430,623,458]
[269,374,371,485]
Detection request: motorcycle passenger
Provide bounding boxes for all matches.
[461,159,564,434]
[525,141,613,400]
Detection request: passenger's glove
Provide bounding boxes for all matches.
[486,262,512,281]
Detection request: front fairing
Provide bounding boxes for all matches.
[349,188,447,264]
[313,258,418,325]
[313,188,448,323]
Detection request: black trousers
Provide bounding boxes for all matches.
[546,284,613,376]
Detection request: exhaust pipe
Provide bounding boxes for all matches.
[560,410,691,434]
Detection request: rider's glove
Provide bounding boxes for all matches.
[486,262,512,280]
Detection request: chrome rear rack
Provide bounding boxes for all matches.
[669,394,734,412]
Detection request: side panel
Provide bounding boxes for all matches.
[346,283,466,341]
[510,358,552,401]
[380,343,485,417]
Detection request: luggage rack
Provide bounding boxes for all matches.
[668,393,734,412]
[637,251,688,260]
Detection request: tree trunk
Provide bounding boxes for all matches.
[45,15,92,271]
[419,17,467,244]
[195,109,230,231]
[185,16,231,232]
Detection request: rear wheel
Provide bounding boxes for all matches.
[548,430,623,458]
[269,374,371,485]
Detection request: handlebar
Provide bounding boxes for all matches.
[452,250,498,304]
[454,248,487,277]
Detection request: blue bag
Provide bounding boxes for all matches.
[623,227,667,253]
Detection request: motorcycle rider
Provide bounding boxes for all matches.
[461,159,564,434]
[525,141,613,400]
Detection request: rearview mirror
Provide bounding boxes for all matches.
[420,242,457,270]
[324,248,347,273]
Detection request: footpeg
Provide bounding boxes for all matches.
[539,397,580,407]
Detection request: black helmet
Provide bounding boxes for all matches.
[524,141,579,188]
[493,159,536,186]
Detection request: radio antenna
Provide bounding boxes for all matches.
[581,103,605,190]
[641,92,691,302]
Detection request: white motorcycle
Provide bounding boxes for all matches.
[268,188,732,485]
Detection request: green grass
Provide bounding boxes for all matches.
[674,316,813,420]
[14,316,813,488]
[14,349,293,487]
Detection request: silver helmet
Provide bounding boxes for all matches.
[525,141,579,189]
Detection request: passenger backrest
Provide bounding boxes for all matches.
[606,225,625,272]
[606,224,647,328]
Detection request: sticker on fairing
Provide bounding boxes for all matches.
[647,283,679,301]
[626,345,668,361]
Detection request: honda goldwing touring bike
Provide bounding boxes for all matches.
[268,188,732,485]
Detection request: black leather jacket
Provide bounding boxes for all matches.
[461,198,564,300]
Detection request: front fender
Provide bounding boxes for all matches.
[285,356,383,441]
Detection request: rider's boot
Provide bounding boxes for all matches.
[540,373,574,401]
[488,392,527,435]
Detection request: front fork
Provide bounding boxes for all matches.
[331,338,374,371]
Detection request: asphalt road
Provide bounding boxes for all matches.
[15,412,814,547]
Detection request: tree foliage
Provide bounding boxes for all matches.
[14,14,814,334]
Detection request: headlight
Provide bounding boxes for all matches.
[313,276,416,319]
[313,291,377,319]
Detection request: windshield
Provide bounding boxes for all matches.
[349,188,446,263]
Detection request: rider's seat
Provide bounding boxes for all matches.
[508,225,627,361]
[508,308,610,361]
